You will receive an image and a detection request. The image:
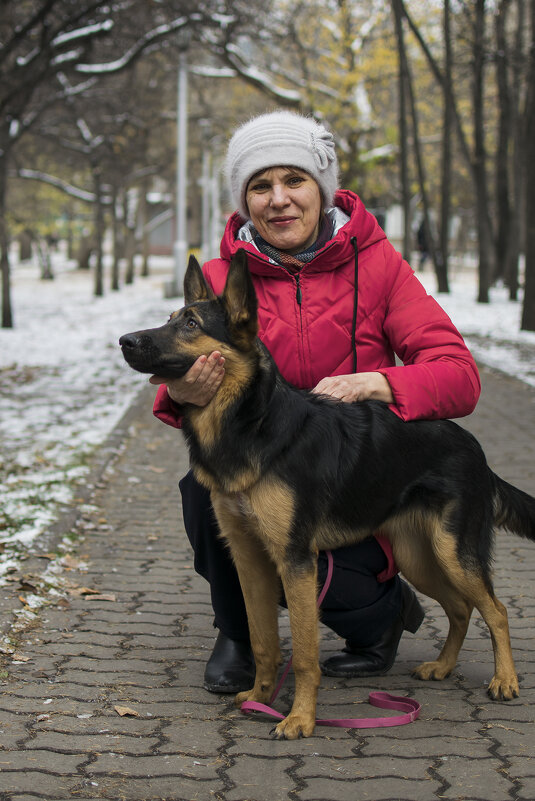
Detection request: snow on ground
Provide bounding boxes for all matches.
[419,266,535,388]
[0,247,534,584]
[0,247,183,581]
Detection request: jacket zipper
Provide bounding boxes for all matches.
[295,273,302,305]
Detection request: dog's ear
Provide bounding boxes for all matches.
[184,255,216,304]
[222,249,258,348]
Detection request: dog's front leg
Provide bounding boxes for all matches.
[211,494,281,704]
[232,539,282,706]
[273,563,321,740]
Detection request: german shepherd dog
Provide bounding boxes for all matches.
[120,250,535,739]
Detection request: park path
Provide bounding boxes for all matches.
[0,364,534,801]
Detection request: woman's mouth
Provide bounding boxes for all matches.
[268,216,297,226]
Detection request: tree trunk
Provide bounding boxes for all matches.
[19,230,33,261]
[125,232,135,284]
[77,235,94,270]
[521,0,535,330]
[393,0,446,290]
[401,0,494,297]
[439,0,453,285]
[506,0,527,301]
[494,0,513,286]
[0,153,13,328]
[93,171,105,297]
[37,239,54,280]
[140,180,150,277]
[123,191,136,285]
[391,0,412,261]
[473,0,493,303]
[111,188,120,291]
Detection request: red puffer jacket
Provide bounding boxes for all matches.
[153,189,480,427]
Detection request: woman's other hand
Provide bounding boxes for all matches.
[312,372,394,404]
[149,351,225,407]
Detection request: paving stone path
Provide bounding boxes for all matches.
[0,364,534,801]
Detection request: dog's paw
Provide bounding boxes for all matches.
[234,689,256,707]
[270,713,315,740]
[412,660,452,681]
[487,674,519,701]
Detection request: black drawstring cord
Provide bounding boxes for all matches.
[350,236,359,374]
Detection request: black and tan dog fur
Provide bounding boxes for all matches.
[120,251,535,739]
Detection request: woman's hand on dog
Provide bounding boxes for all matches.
[312,372,394,404]
[149,351,226,406]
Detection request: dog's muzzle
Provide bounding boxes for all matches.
[119,332,158,372]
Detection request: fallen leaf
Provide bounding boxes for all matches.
[68,586,101,596]
[19,580,39,592]
[60,555,82,569]
[114,705,139,717]
[86,593,116,602]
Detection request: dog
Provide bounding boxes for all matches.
[120,250,535,739]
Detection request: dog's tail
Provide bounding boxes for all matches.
[492,471,535,541]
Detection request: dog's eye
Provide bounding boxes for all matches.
[186,318,197,329]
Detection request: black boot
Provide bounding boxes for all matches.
[203,631,256,693]
[321,581,424,678]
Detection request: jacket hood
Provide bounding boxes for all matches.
[219,189,387,275]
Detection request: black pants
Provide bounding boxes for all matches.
[179,470,402,647]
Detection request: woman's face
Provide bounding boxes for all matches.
[245,166,322,254]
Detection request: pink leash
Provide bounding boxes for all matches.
[240,550,421,729]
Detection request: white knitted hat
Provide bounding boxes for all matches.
[225,110,339,218]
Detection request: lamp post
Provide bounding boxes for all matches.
[210,156,221,261]
[165,45,188,297]
[200,147,211,264]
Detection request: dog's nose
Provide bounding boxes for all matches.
[119,333,139,350]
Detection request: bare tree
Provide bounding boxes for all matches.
[391,0,448,290]
[471,0,494,302]
[494,0,514,289]
[521,0,535,331]
[400,0,530,307]
[391,0,412,261]
[0,0,195,326]
[440,0,453,285]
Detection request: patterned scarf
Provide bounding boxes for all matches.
[254,215,333,272]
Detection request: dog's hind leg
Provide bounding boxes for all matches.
[386,517,473,681]
[271,562,321,740]
[392,514,519,698]
[412,589,473,682]
[471,588,519,700]
[426,521,519,699]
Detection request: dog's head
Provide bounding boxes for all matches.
[119,249,258,378]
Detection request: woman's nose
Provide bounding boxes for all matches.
[269,184,290,207]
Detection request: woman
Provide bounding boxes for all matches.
[151,111,481,693]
